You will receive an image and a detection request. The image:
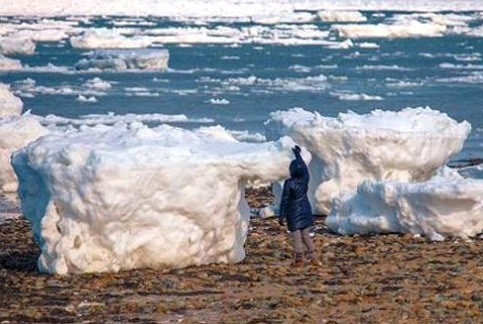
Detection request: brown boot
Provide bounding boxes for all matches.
[292,253,304,267]
[307,252,322,266]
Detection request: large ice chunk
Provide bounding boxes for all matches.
[0,83,23,116]
[0,37,36,55]
[0,55,22,71]
[317,10,367,22]
[0,115,49,198]
[326,179,483,240]
[75,49,169,71]
[12,123,299,275]
[265,107,471,214]
[70,29,153,49]
[332,21,447,39]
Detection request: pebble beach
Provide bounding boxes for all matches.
[1,187,481,323]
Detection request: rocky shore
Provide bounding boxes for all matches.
[0,187,482,323]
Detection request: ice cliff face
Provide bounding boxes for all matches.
[12,122,299,275]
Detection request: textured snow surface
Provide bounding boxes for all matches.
[326,179,483,240]
[265,107,471,214]
[12,122,300,274]
[0,115,49,198]
[0,83,23,116]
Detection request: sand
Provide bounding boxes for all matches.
[0,187,482,323]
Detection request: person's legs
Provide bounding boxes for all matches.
[290,230,304,267]
[301,227,321,265]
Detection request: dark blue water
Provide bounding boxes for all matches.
[1,15,482,161]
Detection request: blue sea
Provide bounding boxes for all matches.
[1,13,482,162]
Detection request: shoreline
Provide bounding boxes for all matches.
[1,187,482,323]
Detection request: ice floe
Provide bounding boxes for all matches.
[317,10,367,23]
[0,55,22,71]
[75,49,169,71]
[70,29,153,49]
[0,37,35,55]
[1,0,482,17]
[333,21,447,39]
[326,178,483,240]
[0,115,49,198]
[0,83,23,116]
[11,122,300,274]
[265,107,471,215]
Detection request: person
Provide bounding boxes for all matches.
[278,145,320,267]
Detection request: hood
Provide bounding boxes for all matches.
[289,160,304,178]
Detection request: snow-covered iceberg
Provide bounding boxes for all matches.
[75,49,169,71]
[265,107,471,214]
[12,123,300,275]
[0,115,49,198]
[326,179,483,240]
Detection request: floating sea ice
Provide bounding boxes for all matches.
[326,179,483,240]
[317,10,367,23]
[76,94,97,103]
[0,55,22,71]
[265,107,471,214]
[1,0,483,17]
[70,29,153,49]
[0,115,49,198]
[12,123,300,275]
[83,77,113,90]
[75,49,169,71]
[0,37,36,55]
[208,98,230,105]
[332,20,447,39]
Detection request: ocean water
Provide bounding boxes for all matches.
[1,13,482,162]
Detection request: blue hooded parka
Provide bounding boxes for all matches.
[279,148,314,232]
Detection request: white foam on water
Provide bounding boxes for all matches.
[330,91,384,101]
[439,63,483,70]
[356,65,414,71]
[436,71,483,84]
